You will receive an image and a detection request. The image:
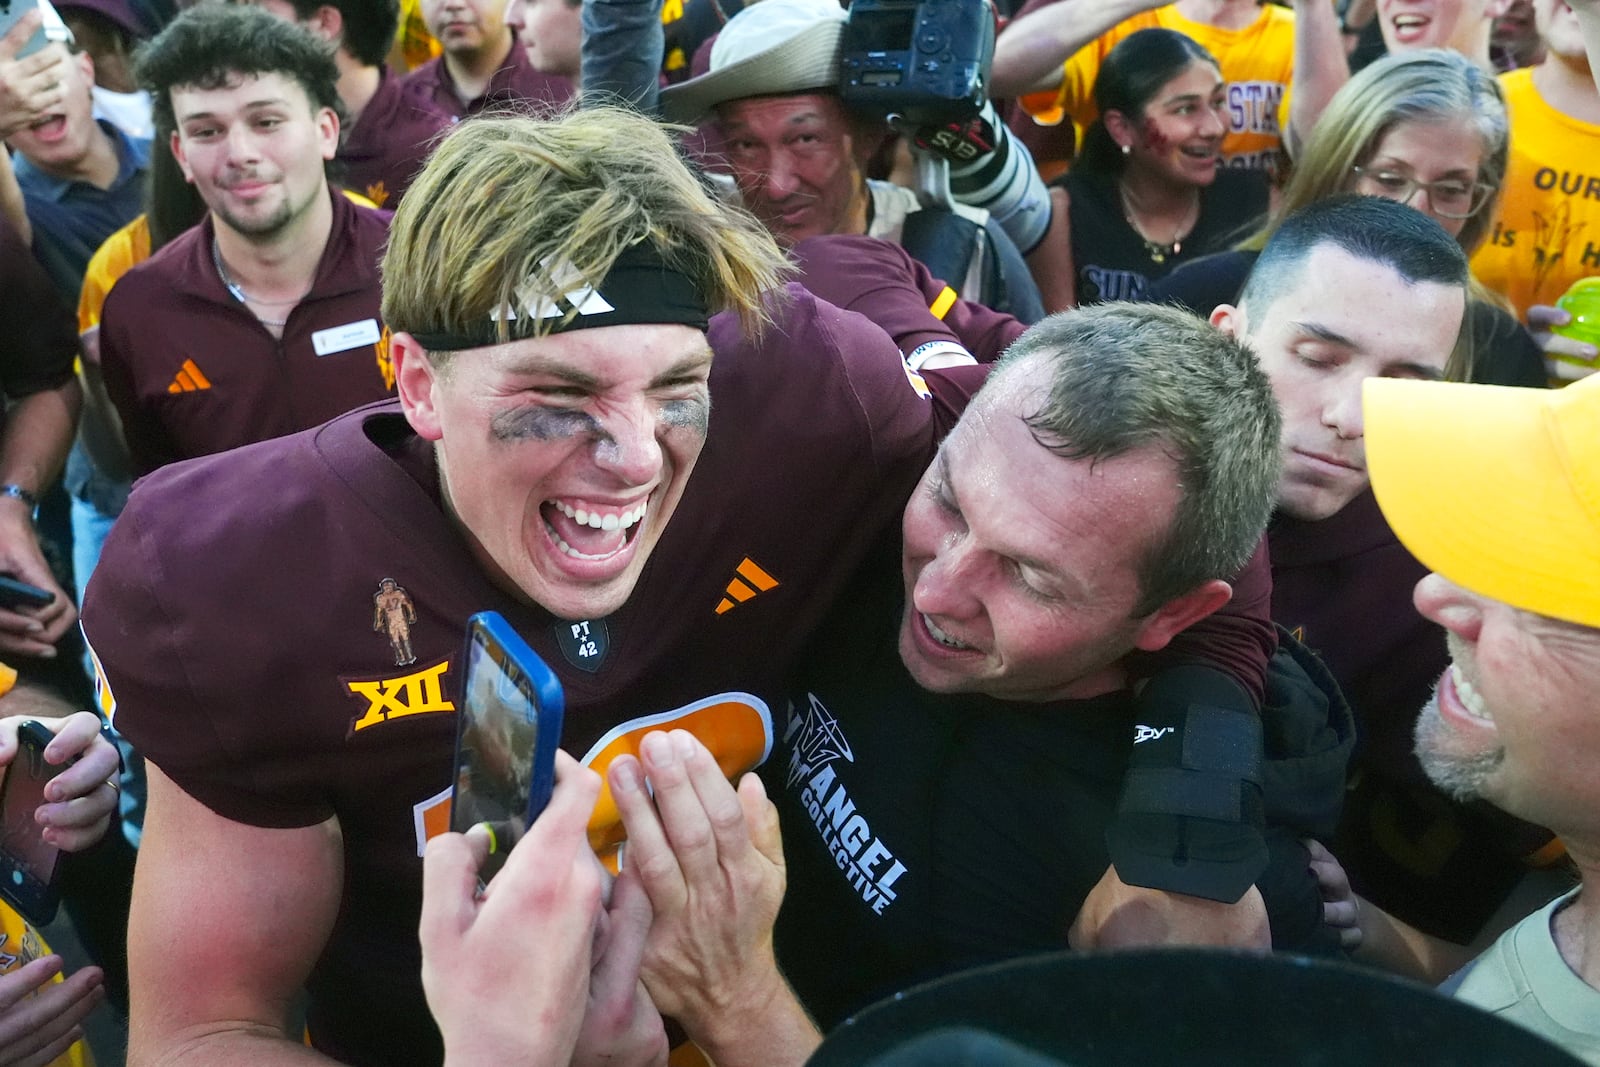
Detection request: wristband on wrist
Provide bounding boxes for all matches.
[0,485,38,511]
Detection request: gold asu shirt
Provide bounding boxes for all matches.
[1472,68,1600,380]
[1019,3,1295,172]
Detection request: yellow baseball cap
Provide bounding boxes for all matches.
[1364,374,1600,628]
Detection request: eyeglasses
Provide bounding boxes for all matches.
[1350,166,1495,220]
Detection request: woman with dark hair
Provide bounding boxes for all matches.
[1058,27,1271,305]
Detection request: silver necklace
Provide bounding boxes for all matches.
[212,237,306,328]
[1119,185,1200,265]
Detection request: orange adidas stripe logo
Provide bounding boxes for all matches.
[166,359,212,393]
[715,557,778,615]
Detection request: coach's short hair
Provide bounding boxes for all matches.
[994,302,1282,615]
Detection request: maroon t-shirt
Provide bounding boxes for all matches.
[338,66,451,211]
[1270,490,1554,941]
[400,37,572,121]
[97,189,395,475]
[81,285,938,1065]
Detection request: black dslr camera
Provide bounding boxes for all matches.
[838,0,995,127]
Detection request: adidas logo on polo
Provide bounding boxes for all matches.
[716,557,779,615]
[166,359,212,393]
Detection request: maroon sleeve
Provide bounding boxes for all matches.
[82,479,336,827]
[98,272,182,475]
[1129,535,1276,706]
[0,219,77,398]
[788,234,1025,362]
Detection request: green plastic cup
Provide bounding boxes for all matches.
[1554,277,1600,349]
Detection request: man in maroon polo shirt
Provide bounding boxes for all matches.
[247,0,451,209]
[97,5,395,476]
[401,0,570,120]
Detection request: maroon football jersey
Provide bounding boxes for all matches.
[97,189,396,475]
[789,234,1028,363]
[82,285,939,1064]
[337,66,451,211]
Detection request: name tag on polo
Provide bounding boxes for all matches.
[312,318,381,356]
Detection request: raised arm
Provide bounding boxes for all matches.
[989,0,1161,99]
[128,765,344,1067]
[1285,0,1350,159]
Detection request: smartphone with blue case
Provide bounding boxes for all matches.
[449,612,564,882]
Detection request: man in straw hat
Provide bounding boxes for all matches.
[657,0,1056,318]
[1361,369,1600,1062]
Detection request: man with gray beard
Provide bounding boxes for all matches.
[1356,370,1600,1064]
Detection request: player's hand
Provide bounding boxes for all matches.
[0,14,68,140]
[1068,863,1271,951]
[0,507,74,660]
[421,754,606,1067]
[0,713,117,853]
[0,956,102,1067]
[1527,303,1598,367]
[610,730,792,1049]
[1305,838,1362,951]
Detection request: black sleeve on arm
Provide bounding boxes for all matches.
[1108,536,1277,902]
[1109,666,1268,903]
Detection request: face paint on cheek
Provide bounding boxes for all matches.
[660,395,711,438]
[1139,118,1170,153]
[489,406,601,442]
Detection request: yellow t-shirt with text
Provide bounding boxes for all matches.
[1471,69,1600,334]
[1019,3,1294,172]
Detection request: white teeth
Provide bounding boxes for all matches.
[922,614,972,650]
[548,528,626,561]
[1451,664,1492,721]
[551,500,649,532]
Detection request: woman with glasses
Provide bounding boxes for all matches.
[1151,49,1547,387]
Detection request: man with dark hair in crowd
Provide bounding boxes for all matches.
[97,4,395,476]
[401,0,570,119]
[1207,196,1556,959]
[247,0,451,207]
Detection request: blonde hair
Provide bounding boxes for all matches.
[1238,50,1508,381]
[381,106,789,349]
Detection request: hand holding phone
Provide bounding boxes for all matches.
[0,720,67,925]
[0,1,71,140]
[448,612,564,883]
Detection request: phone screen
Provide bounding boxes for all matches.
[0,730,61,924]
[449,618,560,882]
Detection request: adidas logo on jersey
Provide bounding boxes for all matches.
[166,359,212,393]
[715,557,779,615]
